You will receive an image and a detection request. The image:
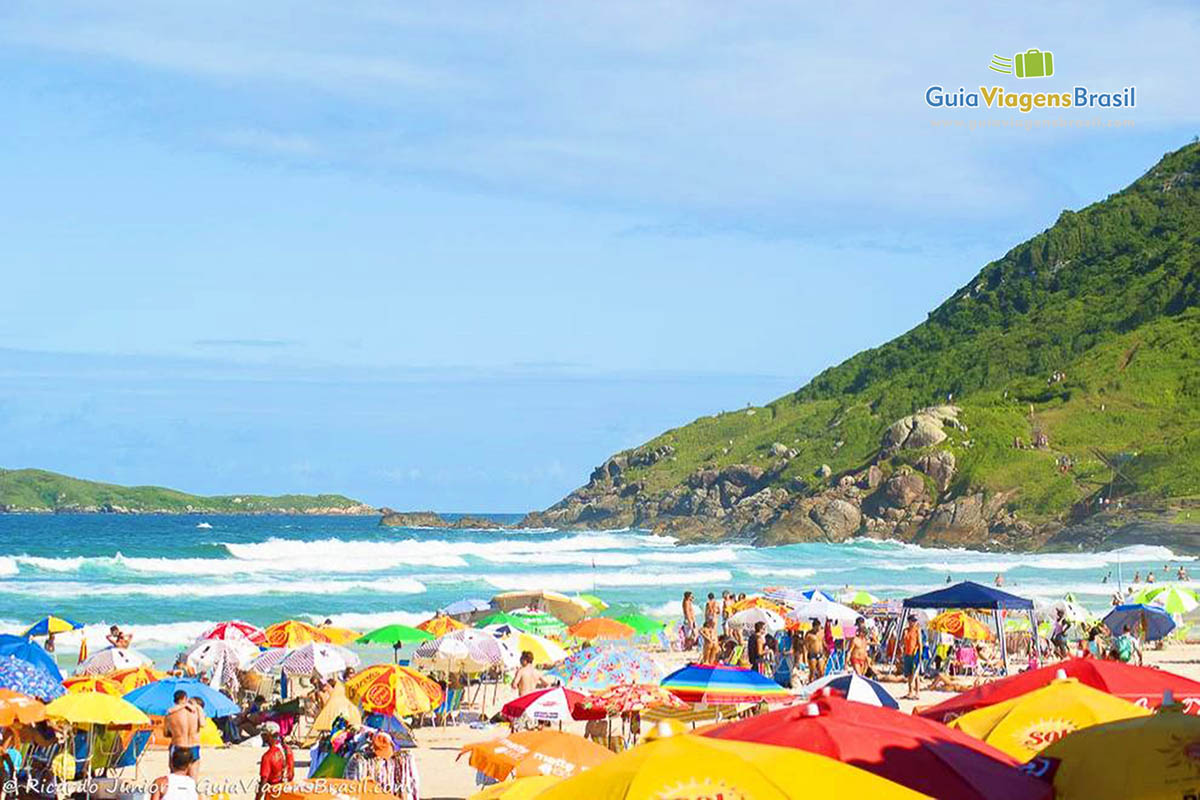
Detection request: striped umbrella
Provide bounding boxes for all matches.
[345,664,442,716]
[0,688,46,726]
[579,683,687,714]
[549,646,662,692]
[199,620,267,645]
[279,643,360,678]
[501,687,601,723]
[414,629,510,673]
[263,620,332,648]
[22,616,83,637]
[76,647,153,676]
[246,648,290,674]
[0,655,65,700]
[62,676,125,695]
[661,664,791,705]
[802,673,900,709]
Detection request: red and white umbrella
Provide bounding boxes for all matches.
[501,687,602,723]
[199,620,266,645]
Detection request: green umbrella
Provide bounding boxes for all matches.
[356,624,435,645]
[613,614,667,636]
[475,611,534,631]
[574,593,609,613]
[511,610,567,636]
[1132,585,1199,615]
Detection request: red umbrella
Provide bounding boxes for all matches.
[918,657,1200,722]
[501,687,604,723]
[703,695,1051,800]
[200,620,266,645]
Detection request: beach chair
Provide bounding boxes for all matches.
[954,646,979,677]
[18,740,60,797]
[434,688,464,726]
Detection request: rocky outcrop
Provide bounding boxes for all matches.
[881,405,960,453]
[379,510,507,529]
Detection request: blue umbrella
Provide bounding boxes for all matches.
[801,671,900,709]
[440,598,492,617]
[0,634,63,682]
[0,654,65,700]
[124,677,239,717]
[1103,603,1176,642]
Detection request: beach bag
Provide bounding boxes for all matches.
[1116,634,1134,662]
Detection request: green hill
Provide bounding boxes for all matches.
[524,142,1200,550]
[0,468,374,514]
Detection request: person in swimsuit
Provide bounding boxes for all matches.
[848,619,870,676]
[803,620,826,681]
[164,690,203,779]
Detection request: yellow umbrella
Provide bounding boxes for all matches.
[504,632,568,666]
[535,731,928,799]
[1031,704,1200,799]
[949,676,1151,760]
[468,776,562,800]
[107,666,166,691]
[264,620,332,647]
[62,676,125,695]
[345,664,443,716]
[928,610,994,641]
[416,615,468,637]
[46,691,151,726]
[319,625,362,645]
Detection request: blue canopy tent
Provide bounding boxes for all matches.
[902,581,1036,674]
[0,634,63,682]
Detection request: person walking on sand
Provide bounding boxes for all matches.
[803,620,826,681]
[681,592,697,650]
[255,723,293,800]
[901,615,922,701]
[150,745,198,800]
[848,619,870,676]
[164,690,203,779]
[512,651,547,696]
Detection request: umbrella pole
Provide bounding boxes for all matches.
[994,609,1008,675]
[1028,608,1039,667]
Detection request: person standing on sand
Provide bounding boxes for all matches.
[256,724,293,800]
[681,592,697,649]
[721,592,733,633]
[704,593,719,627]
[848,619,870,676]
[511,651,547,696]
[150,746,198,800]
[747,622,767,675]
[901,615,922,701]
[164,690,203,779]
[803,620,826,681]
[699,617,719,664]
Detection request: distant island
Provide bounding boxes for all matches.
[378,509,509,530]
[0,468,375,515]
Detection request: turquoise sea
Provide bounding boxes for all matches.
[0,514,1189,666]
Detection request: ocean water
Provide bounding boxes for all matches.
[0,514,1190,666]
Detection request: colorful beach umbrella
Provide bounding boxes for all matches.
[729,596,789,615]
[948,676,1151,760]
[1102,603,1176,641]
[610,614,666,636]
[182,638,260,671]
[459,730,613,780]
[124,677,240,717]
[415,615,468,637]
[0,688,46,726]
[787,596,861,626]
[0,634,63,681]
[502,632,568,666]
[838,588,880,606]
[246,648,289,674]
[929,610,994,641]
[580,683,688,714]
[574,594,608,613]
[198,620,266,645]
[0,654,65,700]
[501,687,601,723]
[549,646,662,692]
[468,775,561,800]
[76,647,152,676]
[566,618,635,642]
[661,663,791,705]
[345,663,442,717]
[62,676,124,695]
[356,624,435,646]
[1134,584,1200,615]
[802,672,900,709]
[107,666,166,692]
[490,591,592,625]
[509,610,567,636]
[440,598,492,617]
[534,731,928,800]
[317,626,362,646]
[704,695,1050,800]
[46,691,151,727]
[362,712,417,749]
[279,643,360,678]
[263,620,332,648]
[22,615,83,638]
[1025,703,1200,799]
[414,629,511,673]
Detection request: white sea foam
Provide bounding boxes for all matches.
[741,567,818,579]
[13,551,465,575]
[483,568,732,592]
[0,557,17,577]
[301,610,432,630]
[0,576,427,599]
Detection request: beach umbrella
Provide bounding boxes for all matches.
[415,615,468,637]
[729,596,789,615]
[502,632,568,666]
[489,591,592,625]
[46,691,150,727]
[246,648,289,674]
[919,657,1200,722]
[0,634,64,681]
[726,607,788,631]
[414,629,511,672]
[1102,603,1176,641]
[76,647,152,676]
[802,672,900,709]
[441,598,492,617]
[458,730,613,780]
[948,676,1150,760]
[279,643,360,678]
[501,687,601,723]
[787,596,861,627]
[22,615,83,638]
[475,612,534,631]
[565,618,636,642]
[362,712,417,749]
[579,683,688,714]
[62,676,124,695]
[574,594,608,613]
[345,663,442,717]
[928,610,994,641]
[124,677,240,717]
[0,654,65,700]
[1034,597,1093,624]
[317,626,362,646]
[509,610,567,636]
[107,666,166,691]
[837,588,880,606]
[1025,703,1200,798]
[764,587,834,606]
[0,688,46,726]
[182,639,260,671]
[263,620,332,648]
[356,624,435,646]
[198,620,266,645]
[610,614,666,636]
[704,695,1050,800]
[1138,584,1200,615]
[534,730,927,800]
[468,775,561,800]
[549,646,663,692]
[661,663,791,705]
[268,779,393,800]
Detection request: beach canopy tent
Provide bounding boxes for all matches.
[902,581,1036,673]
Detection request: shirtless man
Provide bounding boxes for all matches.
[106,625,132,649]
[848,620,870,675]
[164,690,204,779]
[511,651,547,696]
[704,593,719,627]
[681,592,697,650]
[802,619,826,681]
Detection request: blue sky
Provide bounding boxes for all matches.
[1,2,1197,511]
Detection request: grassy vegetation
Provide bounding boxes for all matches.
[0,468,369,513]
[615,142,1200,522]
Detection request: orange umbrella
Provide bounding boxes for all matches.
[580,683,688,714]
[730,597,789,615]
[416,615,468,637]
[459,730,613,780]
[62,676,125,695]
[264,620,333,648]
[928,610,994,641]
[345,664,443,716]
[0,688,46,726]
[566,618,636,642]
[268,779,393,800]
[108,666,167,691]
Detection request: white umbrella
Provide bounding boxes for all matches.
[1034,598,1092,624]
[726,608,787,631]
[76,647,153,676]
[413,629,507,672]
[182,639,259,672]
[279,643,360,678]
[246,648,289,674]
[787,597,861,627]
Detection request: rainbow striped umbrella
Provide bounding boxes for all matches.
[661,664,791,705]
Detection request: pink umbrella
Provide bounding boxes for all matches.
[200,621,266,645]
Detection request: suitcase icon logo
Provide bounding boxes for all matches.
[989,49,1054,78]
